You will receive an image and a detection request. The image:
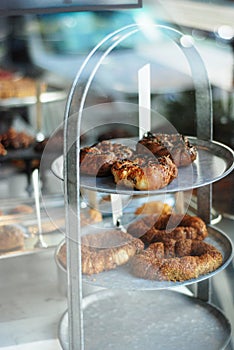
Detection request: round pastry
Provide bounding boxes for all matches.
[9,204,34,215]
[0,127,34,150]
[134,201,172,216]
[0,225,24,252]
[80,208,102,226]
[57,229,144,275]
[130,238,223,281]
[0,70,47,99]
[127,213,208,242]
[111,155,178,191]
[137,132,197,167]
[80,140,134,177]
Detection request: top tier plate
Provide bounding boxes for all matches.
[51,137,234,195]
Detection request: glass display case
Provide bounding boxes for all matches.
[49,23,234,349]
[0,2,233,349]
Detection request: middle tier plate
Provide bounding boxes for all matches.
[55,225,233,291]
[51,137,234,195]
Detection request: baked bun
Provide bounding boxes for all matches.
[111,155,178,191]
[57,229,144,275]
[130,239,223,281]
[137,132,197,167]
[0,225,24,252]
[80,140,134,177]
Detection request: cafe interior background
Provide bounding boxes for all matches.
[0,0,234,349]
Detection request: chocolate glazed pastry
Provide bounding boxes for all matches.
[80,140,134,177]
[137,132,197,167]
[111,155,178,191]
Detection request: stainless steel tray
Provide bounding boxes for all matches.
[51,138,234,195]
[0,85,67,108]
[0,195,65,259]
[56,225,233,290]
[58,289,231,350]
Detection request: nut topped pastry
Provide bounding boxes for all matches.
[130,239,222,282]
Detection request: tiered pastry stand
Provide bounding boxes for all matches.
[53,25,234,349]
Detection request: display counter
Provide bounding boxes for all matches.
[0,216,233,349]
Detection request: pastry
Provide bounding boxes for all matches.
[134,201,172,215]
[0,127,34,150]
[80,208,102,226]
[0,225,24,252]
[130,239,223,281]
[9,204,34,215]
[80,140,134,177]
[137,132,197,167]
[57,229,144,275]
[111,155,178,191]
[127,213,208,242]
[0,70,46,99]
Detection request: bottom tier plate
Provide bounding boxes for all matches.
[58,289,231,350]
